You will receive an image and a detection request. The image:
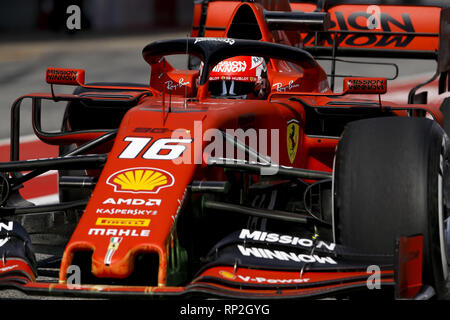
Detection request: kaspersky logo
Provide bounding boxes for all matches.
[106,167,174,194]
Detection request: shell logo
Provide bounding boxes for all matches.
[106,167,174,194]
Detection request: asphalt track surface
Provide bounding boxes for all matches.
[0,31,448,300]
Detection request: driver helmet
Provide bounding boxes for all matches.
[208,56,268,99]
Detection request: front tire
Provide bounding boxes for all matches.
[333,117,449,298]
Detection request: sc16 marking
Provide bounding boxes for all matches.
[119,137,192,160]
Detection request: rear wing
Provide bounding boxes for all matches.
[291,0,450,59]
[290,1,450,98]
[193,0,447,58]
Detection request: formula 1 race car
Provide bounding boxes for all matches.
[0,0,449,300]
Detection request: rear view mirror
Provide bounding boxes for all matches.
[46,68,85,86]
[343,77,387,94]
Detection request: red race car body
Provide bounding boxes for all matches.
[0,0,449,300]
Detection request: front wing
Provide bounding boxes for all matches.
[0,234,423,299]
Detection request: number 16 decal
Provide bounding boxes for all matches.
[119,137,193,160]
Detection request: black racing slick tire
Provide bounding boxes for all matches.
[333,117,450,299]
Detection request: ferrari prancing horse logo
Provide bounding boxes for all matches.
[287,119,299,164]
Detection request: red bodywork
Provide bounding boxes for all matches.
[1,0,447,299]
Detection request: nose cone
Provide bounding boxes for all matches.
[59,104,205,285]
